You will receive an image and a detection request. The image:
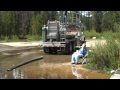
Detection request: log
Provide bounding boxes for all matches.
[7,56,43,71]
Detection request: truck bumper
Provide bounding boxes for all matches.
[42,42,66,47]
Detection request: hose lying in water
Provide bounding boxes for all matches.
[7,56,43,71]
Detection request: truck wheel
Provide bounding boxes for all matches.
[65,43,72,54]
[50,47,57,54]
[48,47,52,54]
[43,47,48,53]
[69,43,73,54]
[65,45,70,54]
[72,41,75,52]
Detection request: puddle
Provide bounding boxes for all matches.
[0,48,111,79]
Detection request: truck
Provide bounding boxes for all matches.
[42,11,85,54]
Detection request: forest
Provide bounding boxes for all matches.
[0,11,120,41]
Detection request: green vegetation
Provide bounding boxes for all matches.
[86,38,120,71]
[0,11,120,41]
[84,30,101,39]
[0,11,57,42]
[0,11,120,42]
[0,35,19,42]
[0,35,42,42]
[84,30,120,40]
[27,35,41,41]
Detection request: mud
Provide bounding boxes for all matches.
[0,42,111,79]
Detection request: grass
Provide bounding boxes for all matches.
[11,35,19,41]
[84,30,120,40]
[86,39,120,71]
[0,35,41,42]
[0,35,20,42]
[83,30,120,71]
[26,34,41,41]
[84,30,101,39]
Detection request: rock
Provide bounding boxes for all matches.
[110,69,120,79]
[92,37,96,39]
[89,50,92,52]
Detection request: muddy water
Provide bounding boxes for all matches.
[0,47,111,79]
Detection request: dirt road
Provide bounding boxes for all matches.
[0,39,106,48]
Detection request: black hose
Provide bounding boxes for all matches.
[7,56,43,71]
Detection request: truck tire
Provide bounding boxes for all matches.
[48,47,52,54]
[65,45,69,54]
[43,47,48,53]
[49,47,57,54]
[69,43,73,54]
[65,43,72,54]
[72,41,75,52]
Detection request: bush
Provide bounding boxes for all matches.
[27,34,41,41]
[87,39,120,71]
[11,35,19,41]
[102,31,120,39]
[4,36,9,41]
[84,30,101,39]
[84,30,120,40]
